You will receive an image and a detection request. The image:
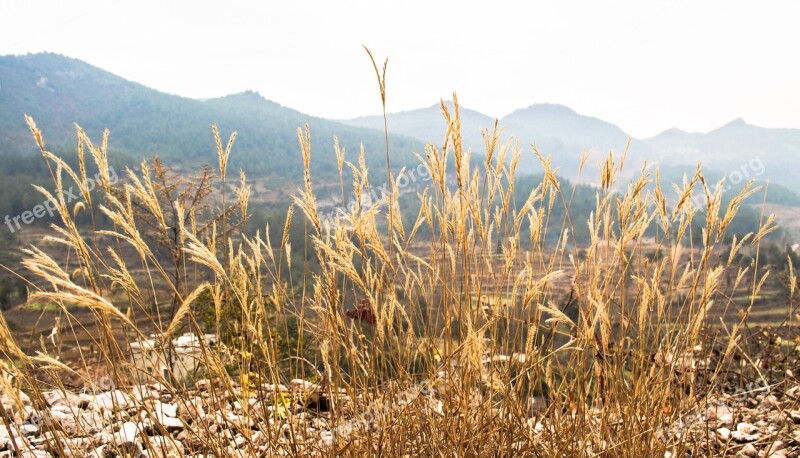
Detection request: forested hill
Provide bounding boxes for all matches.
[0,53,423,178]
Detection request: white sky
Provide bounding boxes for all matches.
[1,0,798,138]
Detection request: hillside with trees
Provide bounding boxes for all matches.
[0,53,423,179]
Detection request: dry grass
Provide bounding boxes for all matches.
[0,95,789,457]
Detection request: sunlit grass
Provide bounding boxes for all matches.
[0,92,785,457]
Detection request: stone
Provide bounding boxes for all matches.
[718,413,734,426]
[86,390,133,411]
[143,435,184,457]
[320,430,334,447]
[731,430,759,442]
[0,389,32,422]
[761,395,780,409]
[46,409,106,436]
[156,414,184,432]
[289,379,321,393]
[47,410,78,436]
[716,427,731,440]
[178,398,205,419]
[85,445,107,458]
[42,390,89,409]
[233,434,246,448]
[736,422,758,434]
[114,421,142,445]
[763,440,785,456]
[261,383,288,393]
[18,423,39,437]
[18,450,49,458]
[53,437,93,458]
[739,443,757,457]
[109,441,144,458]
[130,385,157,403]
[1,435,31,454]
[93,430,114,446]
[154,401,178,418]
[708,404,732,420]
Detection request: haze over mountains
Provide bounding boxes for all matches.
[344,103,800,192]
[1,52,799,194]
[0,53,421,180]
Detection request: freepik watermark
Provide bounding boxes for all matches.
[3,167,119,233]
[690,156,765,212]
[320,162,432,227]
[331,378,437,439]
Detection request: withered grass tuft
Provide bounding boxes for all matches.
[0,96,787,457]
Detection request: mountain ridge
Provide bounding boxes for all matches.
[2,52,799,191]
[342,101,800,190]
[0,52,422,180]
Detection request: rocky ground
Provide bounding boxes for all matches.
[2,375,799,457]
[2,326,800,457]
[665,383,800,457]
[1,379,347,457]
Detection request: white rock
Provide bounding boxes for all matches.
[761,395,780,409]
[320,430,334,447]
[0,389,31,422]
[114,421,142,444]
[763,441,785,457]
[18,449,49,458]
[736,422,758,434]
[93,431,113,445]
[41,390,87,408]
[289,379,321,392]
[261,383,288,392]
[113,441,144,457]
[86,390,133,411]
[233,435,247,448]
[731,430,759,442]
[716,427,731,440]
[17,423,39,437]
[55,437,93,458]
[157,413,184,432]
[740,443,757,457]
[155,401,178,418]
[47,410,77,435]
[50,404,83,416]
[0,435,30,454]
[143,435,184,457]
[178,398,206,419]
[718,413,733,426]
[131,385,157,403]
[427,398,444,415]
[708,404,731,419]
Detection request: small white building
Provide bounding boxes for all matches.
[129,333,217,383]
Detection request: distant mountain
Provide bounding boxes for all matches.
[2,53,798,195]
[0,53,423,180]
[644,120,800,190]
[341,102,494,155]
[500,104,656,177]
[502,104,630,151]
[343,102,652,177]
[344,101,800,193]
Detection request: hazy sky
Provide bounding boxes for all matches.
[1,1,798,138]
